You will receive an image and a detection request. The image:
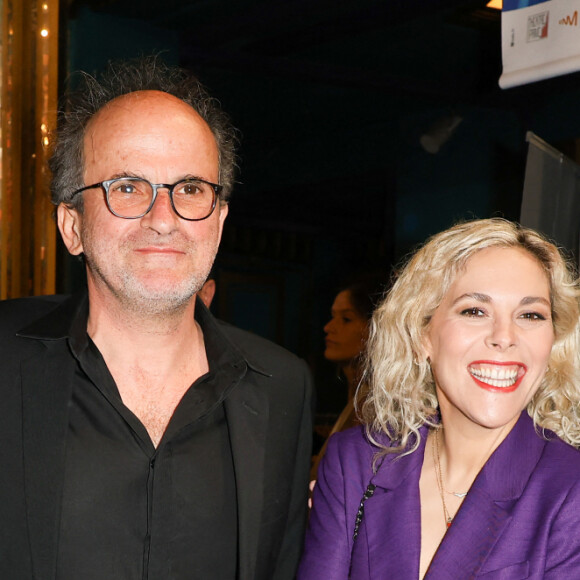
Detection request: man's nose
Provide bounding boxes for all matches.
[140,187,180,233]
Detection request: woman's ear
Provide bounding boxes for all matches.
[419,330,433,363]
[57,203,84,256]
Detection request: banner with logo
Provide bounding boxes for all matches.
[500,0,580,88]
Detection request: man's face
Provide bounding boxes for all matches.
[58,90,228,315]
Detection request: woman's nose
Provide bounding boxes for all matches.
[485,317,517,350]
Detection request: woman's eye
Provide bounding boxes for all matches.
[460,307,485,317]
[519,311,547,321]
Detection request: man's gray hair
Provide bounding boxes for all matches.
[49,55,238,211]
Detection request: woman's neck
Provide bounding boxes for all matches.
[340,362,360,401]
[436,417,516,493]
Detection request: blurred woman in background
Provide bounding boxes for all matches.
[311,275,385,479]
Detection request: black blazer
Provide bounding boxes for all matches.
[0,295,313,579]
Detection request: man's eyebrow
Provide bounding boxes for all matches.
[109,171,145,180]
[106,173,208,182]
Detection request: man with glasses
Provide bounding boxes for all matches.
[0,57,313,579]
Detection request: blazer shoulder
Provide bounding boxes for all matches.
[540,434,580,475]
[325,425,377,476]
[515,433,580,507]
[216,318,306,369]
[0,295,67,338]
[328,424,369,447]
[327,424,395,458]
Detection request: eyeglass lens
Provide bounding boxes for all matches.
[106,178,215,220]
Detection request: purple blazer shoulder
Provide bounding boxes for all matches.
[298,412,580,579]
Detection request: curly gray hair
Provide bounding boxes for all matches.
[49,55,238,211]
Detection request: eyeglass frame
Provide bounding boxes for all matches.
[69,176,223,221]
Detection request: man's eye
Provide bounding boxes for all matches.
[460,307,485,317]
[111,181,138,194]
[177,182,202,195]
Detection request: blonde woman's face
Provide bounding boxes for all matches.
[324,290,368,366]
[423,247,554,435]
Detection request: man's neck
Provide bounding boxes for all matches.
[86,289,203,364]
[86,291,209,447]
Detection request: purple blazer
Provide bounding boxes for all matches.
[298,412,580,579]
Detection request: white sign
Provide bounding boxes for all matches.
[500,0,580,88]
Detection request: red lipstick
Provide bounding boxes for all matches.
[468,360,526,393]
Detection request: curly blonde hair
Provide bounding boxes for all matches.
[359,218,580,454]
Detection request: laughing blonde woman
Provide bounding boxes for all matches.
[299,218,580,579]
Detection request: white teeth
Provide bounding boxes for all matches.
[469,365,520,388]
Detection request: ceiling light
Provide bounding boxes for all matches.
[420,115,463,154]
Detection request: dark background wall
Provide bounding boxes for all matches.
[60,0,580,417]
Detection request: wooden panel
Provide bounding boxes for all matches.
[34,0,58,295]
[0,0,58,300]
[0,0,24,298]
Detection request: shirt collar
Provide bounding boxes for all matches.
[16,290,267,375]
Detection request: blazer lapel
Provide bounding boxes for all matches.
[427,412,544,578]
[364,434,426,579]
[426,489,515,579]
[224,365,269,580]
[21,341,76,579]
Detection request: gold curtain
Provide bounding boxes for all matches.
[0,0,59,299]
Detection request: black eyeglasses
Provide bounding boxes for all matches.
[70,177,223,221]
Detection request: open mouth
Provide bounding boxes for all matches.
[468,361,526,392]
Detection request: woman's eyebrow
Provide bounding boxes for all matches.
[331,308,358,315]
[452,292,490,305]
[520,296,551,307]
[451,293,550,307]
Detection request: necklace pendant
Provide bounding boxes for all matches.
[446,518,453,528]
[452,491,468,498]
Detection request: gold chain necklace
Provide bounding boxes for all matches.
[431,429,468,528]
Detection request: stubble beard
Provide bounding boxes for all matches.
[81,226,218,318]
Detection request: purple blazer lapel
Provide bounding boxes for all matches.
[425,489,516,578]
[364,430,426,579]
[361,413,545,579]
[427,412,545,578]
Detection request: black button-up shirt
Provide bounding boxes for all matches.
[55,299,242,579]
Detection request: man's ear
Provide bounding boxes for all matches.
[198,278,216,308]
[57,203,84,256]
[218,201,228,224]
[216,202,228,244]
